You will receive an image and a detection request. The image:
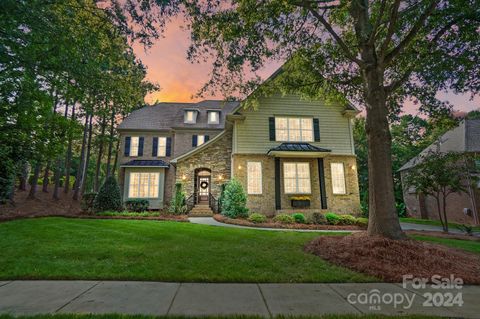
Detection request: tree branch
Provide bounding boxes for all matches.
[379,0,401,57]
[369,0,387,45]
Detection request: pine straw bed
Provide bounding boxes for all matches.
[305,233,480,284]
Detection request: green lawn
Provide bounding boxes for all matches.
[400,217,480,231]
[411,234,480,254]
[0,217,372,283]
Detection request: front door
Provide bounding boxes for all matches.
[198,176,210,203]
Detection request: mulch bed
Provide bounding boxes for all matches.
[305,233,480,284]
[213,214,365,231]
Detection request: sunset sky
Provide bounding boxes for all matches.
[133,17,479,114]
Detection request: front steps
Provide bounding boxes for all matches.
[188,204,214,217]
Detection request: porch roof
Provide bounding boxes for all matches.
[267,142,331,158]
[120,159,170,168]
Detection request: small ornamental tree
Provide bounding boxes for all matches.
[403,152,478,232]
[93,176,123,213]
[221,178,249,218]
[169,182,187,215]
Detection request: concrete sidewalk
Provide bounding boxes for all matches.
[0,281,478,318]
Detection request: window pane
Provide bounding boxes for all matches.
[331,163,346,194]
[186,111,194,122]
[298,178,311,193]
[283,163,311,194]
[301,118,313,141]
[247,162,262,194]
[284,178,296,193]
[149,173,159,198]
[297,163,310,178]
[208,111,219,124]
[276,129,288,141]
[197,135,205,146]
[128,173,139,197]
[139,173,149,197]
[157,137,167,157]
[130,137,139,156]
[276,117,288,129]
[283,163,296,178]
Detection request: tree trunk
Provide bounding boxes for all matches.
[94,114,107,191]
[52,104,70,199]
[42,163,50,192]
[73,114,90,200]
[364,67,405,239]
[27,163,41,199]
[106,109,115,177]
[80,114,94,196]
[442,193,449,232]
[112,136,120,177]
[18,161,29,191]
[64,104,76,193]
[435,195,446,231]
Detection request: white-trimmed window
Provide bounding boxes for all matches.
[128,172,159,198]
[208,111,220,124]
[157,137,167,157]
[247,162,262,194]
[184,110,197,123]
[331,163,346,194]
[197,135,205,146]
[284,162,311,194]
[275,117,313,142]
[130,136,139,156]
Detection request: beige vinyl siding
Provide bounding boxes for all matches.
[235,94,355,155]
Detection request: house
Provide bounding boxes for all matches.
[399,119,480,225]
[117,90,361,216]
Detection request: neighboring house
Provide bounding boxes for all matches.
[117,88,361,216]
[399,119,480,225]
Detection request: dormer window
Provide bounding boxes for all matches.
[208,111,220,124]
[184,110,198,124]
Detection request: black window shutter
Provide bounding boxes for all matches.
[192,135,198,147]
[138,137,144,156]
[313,118,320,141]
[269,117,275,141]
[166,137,172,156]
[205,135,210,142]
[124,136,131,156]
[152,137,158,156]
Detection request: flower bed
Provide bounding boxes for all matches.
[213,214,365,230]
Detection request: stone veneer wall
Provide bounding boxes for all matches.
[175,129,232,199]
[232,154,360,216]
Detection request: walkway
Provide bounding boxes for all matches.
[0,281,478,317]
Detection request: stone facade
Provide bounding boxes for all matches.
[175,129,233,199]
[232,154,360,216]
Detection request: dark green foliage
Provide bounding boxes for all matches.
[273,214,295,224]
[325,212,341,225]
[221,178,249,218]
[456,224,474,236]
[125,199,149,212]
[338,215,357,225]
[93,177,123,213]
[309,212,326,225]
[292,213,306,224]
[248,213,267,223]
[356,217,369,228]
[168,183,187,215]
[80,192,97,214]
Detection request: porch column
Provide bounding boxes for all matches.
[317,158,327,209]
[275,158,281,210]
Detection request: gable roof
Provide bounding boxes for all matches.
[399,119,480,171]
[118,100,240,131]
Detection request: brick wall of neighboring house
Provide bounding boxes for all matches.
[232,154,360,216]
[175,129,233,199]
[401,171,480,225]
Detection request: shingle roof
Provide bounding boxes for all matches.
[117,100,240,131]
[267,143,331,154]
[120,160,170,168]
[399,119,480,171]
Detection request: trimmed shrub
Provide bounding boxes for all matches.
[81,192,97,214]
[221,178,249,218]
[93,176,123,213]
[325,212,341,225]
[356,217,368,227]
[169,183,187,215]
[248,213,267,223]
[292,213,306,224]
[309,212,326,225]
[338,214,357,225]
[125,199,149,212]
[273,213,295,224]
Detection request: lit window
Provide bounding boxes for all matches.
[185,110,197,123]
[128,172,159,198]
[208,111,219,124]
[197,135,205,146]
[130,137,139,156]
[331,163,346,194]
[275,117,313,142]
[284,162,311,194]
[247,162,262,194]
[157,137,167,157]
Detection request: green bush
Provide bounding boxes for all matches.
[125,199,149,212]
[338,214,357,225]
[292,213,306,224]
[221,178,249,218]
[308,212,326,225]
[80,192,97,214]
[169,183,187,215]
[356,217,368,227]
[93,176,123,213]
[248,213,267,223]
[273,213,295,224]
[325,212,341,225]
